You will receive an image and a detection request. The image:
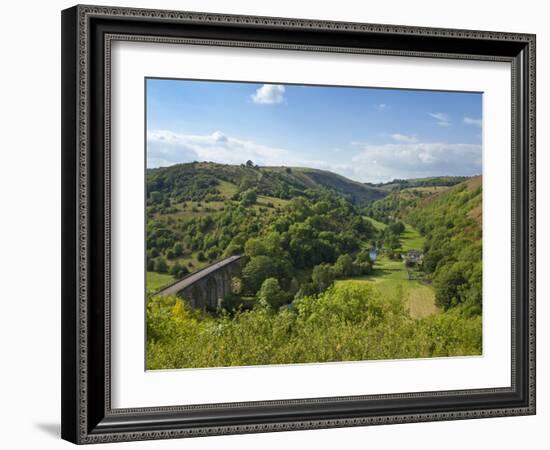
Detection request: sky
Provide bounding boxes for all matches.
[146,78,482,183]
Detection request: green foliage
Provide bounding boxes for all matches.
[169,261,189,279]
[154,256,168,273]
[407,178,482,314]
[258,278,288,309]
[239,188,257,206]
[333,254,356,277]
[366,176,469,190]
[145,163,483,368]
[242,255,289,294]
[146,283,481,369]
[388,221,405,235]
[353,248,373,275]
[146,162,385,208]
[146,272,175,292]
[311,263,336,292]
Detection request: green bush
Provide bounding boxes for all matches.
[146,282,481,370]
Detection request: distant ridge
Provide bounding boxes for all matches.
[147,162,387,206]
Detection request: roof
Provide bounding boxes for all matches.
[156,255,244,296]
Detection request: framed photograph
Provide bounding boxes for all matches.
[61,5,536,444]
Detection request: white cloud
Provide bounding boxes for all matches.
[147,130,481,185]
[350,141,481,183]
[251,84,286,104]
[429,112,451,127]
[147,129,320,169]
[391,133,418,143]
[463,117,482,127]
[373,103,387,111]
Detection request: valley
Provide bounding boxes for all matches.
[145,162,482,369]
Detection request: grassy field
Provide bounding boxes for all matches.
[337,254,438,319]
[147,271,175,292]
[364,216,387,231]
[400,223,425,252]
[337,222,437,319]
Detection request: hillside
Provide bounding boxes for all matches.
[366,175,471,192]
[146,162,386,206]
[406,176,482,314]
[407,175,482,230]
[146,172,483,369]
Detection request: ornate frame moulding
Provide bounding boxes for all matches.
[61,5,535,444]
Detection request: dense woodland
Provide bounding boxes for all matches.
[145,162,483,369]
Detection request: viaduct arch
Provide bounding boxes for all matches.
[156,255,244,310]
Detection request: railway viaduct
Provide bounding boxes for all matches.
[157,255,244,310]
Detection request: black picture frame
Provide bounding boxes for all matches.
[61,4,536,444]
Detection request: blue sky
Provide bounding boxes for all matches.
[146,78,482,183]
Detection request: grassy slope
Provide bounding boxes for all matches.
[150,162,387,206]
[284,167,387,204]
[147,272,175,292]
[400,224,425,251]
[364,216,387,232]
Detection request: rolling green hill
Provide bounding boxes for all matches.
[145,167,483,368]
[146,162,387,206]
[405,176,482,314]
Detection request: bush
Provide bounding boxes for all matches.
[154,257,168,273]
[169,261,189,279]
[146,283,482,370]
[258,278,287,309]
[332,254,356,278]
[311,263,335,292]
[239,188,257,206]
[242,255,280,293]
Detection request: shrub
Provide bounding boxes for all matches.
[146,283,481,370]
[258,278,287,309]
[154,257,168,273]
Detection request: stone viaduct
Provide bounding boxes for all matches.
[157,255,244,310]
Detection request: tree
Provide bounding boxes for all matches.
[388,221,405,235]
[245,232,285,259]
[311,263,335,292]
[150,191,163,204]
[170,261,188,278]
[384,234,401,252]
[172,242,183,257]
[239,188,257,206]
[258,278,287,309]
[206,247,219,261]
[333,254,355,278]
[245,160,254,168]
[354,249,373,275]
[154,257,168,273]
[433,262,468,310]
[242,255,279,293]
